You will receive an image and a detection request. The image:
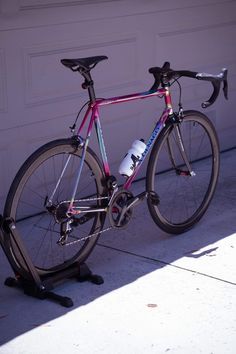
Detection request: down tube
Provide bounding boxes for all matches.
[94,108,111,176]
[124,110,170,189]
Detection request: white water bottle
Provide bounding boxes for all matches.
[119,139,146,177]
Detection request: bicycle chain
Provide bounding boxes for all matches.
[64,226,113,246]
[64,195,111,246]
[63,191,133,246]
[68,196,109,203]
[77,197,110,202]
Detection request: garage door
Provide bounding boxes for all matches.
[0,0,235,210]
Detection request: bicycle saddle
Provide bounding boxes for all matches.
[61,55,108,71]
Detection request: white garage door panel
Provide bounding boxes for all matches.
[0,49,7,114]
[0,0,236,211]
[24,37,138,107]
[0,146,10,203]
[156,24,236,68]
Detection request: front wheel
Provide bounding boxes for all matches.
[146,110,220,234]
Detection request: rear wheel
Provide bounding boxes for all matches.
[4,138,107,277]
[146,110,219,234]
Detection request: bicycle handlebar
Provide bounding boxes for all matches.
[149,62,228,108]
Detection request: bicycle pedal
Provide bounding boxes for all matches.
[148,191,160,206]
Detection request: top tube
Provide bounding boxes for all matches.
[94,88,166,108]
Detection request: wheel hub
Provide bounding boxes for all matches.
[55,202,70,223]
[46,200,70,224]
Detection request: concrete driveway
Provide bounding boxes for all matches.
[0,148,235,354]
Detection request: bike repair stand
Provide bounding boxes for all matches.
[0,215,104,307]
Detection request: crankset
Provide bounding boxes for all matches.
[108,189,150,228]
[108,189,134,228]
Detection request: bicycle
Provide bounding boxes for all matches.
[3,55,228,280]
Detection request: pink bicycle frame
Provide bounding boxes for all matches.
[68,85,173,212]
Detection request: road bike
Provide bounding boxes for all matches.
[2,56,228,280]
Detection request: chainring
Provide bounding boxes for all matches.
[108,189,133,228]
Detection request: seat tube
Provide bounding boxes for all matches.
[69,138,89,209]
[69,104,95,210]
[94,106,110,176]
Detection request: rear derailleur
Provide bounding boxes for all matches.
[46,200,94,246]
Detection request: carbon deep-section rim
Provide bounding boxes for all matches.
[146,110,220,234]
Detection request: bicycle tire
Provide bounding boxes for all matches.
[146,110,220,234]
[4,138,107,277]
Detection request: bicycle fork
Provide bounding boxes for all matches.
[167,119,196,177]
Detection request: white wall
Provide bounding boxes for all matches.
[0,0,236,210]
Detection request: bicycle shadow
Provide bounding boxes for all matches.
[0,149,235,346]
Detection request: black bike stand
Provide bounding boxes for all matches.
[0,215,104,308]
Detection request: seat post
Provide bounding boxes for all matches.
[80,69,96,103]
[88,85,96,103]
[61,56,108,103]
